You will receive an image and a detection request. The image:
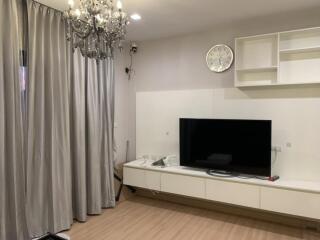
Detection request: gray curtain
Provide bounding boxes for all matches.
[26,0,116,237]
[26,1,73,237]
[70,50,115,222]
[0,0,29,239]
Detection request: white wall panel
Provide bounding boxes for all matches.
[136,89,320,181]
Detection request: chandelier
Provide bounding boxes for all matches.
[64,0,129,59]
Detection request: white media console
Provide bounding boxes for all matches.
[123,159,320,220]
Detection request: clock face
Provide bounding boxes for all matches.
[206,44,234,73]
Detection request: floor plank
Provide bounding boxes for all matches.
[65,196,320,240]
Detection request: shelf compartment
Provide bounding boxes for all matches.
[236,68,277,87]
[280,27,320,51]
[236,34,278,70]
[279,50,320,84]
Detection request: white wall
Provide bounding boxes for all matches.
[114,47,131,165]
[115,9,320,179]
[136,89,320,181]
[125,8,320,162]
[133,8,320,91]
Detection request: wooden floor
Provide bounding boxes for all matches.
[66,196,320,240]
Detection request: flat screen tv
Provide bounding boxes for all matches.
[180,118,272,176]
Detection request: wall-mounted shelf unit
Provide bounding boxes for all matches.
[235,27,320,87]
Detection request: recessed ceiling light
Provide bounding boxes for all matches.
[130,13,141,21]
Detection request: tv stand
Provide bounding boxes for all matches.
[124,159,320,220]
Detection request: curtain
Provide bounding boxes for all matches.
[26,0,116,237]
[26,1,73,237]
[97,57,116,210]
[70,50,115,222]
[0,0,29,239]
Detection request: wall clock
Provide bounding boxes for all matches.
[206,44,234,73]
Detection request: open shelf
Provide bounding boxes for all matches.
[235,27,320,87]
[279,50,320,84]
[280,46,320,55]
[236,68,277,87]
[279,28,320,84]
[235,34,278,87]
[279,27,320,51]
[235,33,278,70]
[236,66,278,73]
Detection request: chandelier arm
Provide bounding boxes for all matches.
[74,31,92,40]
[70,21,92,39]
[92,16,98,33]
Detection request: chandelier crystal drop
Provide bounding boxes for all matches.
[64,0,129,60]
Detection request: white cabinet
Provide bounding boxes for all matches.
[161,173,205,198]
[260,187,320,219]
[206,179,260,208]
[123,162,320,220]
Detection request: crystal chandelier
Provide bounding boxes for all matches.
[64,0,129,59]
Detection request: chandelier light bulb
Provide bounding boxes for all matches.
[68,0,74,8]
[75,9,81,17]
[96,14,103,23]
[117,1,123,10]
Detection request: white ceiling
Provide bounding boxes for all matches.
[37,0,320,41]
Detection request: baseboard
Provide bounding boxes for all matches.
[135,188,319,230]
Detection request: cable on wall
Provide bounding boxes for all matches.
[125,42,138,80]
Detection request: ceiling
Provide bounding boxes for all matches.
[37,0,320,41]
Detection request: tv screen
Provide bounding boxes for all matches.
[180,118,272,176]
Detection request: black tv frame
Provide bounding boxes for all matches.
[179,118,272,177]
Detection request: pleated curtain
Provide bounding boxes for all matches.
[26,1,73,237]
[26,0,116,238]
[0,0,29,239]
[72,49,116,221]
[70,50,115,222]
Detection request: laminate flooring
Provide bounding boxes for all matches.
[66,196,320,240]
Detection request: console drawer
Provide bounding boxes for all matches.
[123,167,146,188]
[123,167,161,191]
[145,170,161,191]
[260,187,320,219]
[161,173,205,198]
[206,179,260,208]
